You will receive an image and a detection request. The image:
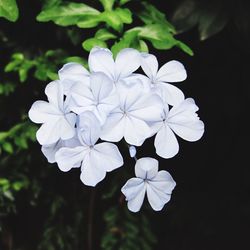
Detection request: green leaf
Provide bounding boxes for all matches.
[120,0,131,5]
[82,38,107,52]
[176,40,194,56]
[95,29,117,41]
[37,2,100,26]
[115,8,132,24]
[76,16,101,28]
[138,40,148,52]
[0,0,19,22]
[111,30,139,57]
[138,24,177,49]
[2,142,14,154]
[99,0,115,11]
[101,10,123,32]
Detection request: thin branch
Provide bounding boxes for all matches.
[87,188,96,250]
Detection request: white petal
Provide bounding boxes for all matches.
[146,183,170,211]
[90,72,114,101]
[36,117,62,145]
[88,47,115,79]
[58,63,90,94]
[43,135,81,163]
[115,48,141,80]
[100,112,125,142]
[154,123,179,159]
[77,111,101,146]
[124,116,151,146]
[60,115,76,140]
[128,93,163,122]
[167,98,205,141]
[28,101,62,124]
[156,60,187,83]
[80,152,106,187]
[135,157,159,180]
[155,82,184,106]
[92,142,124,172]
[147,170,176,211]
[151,170,176,192]
[45,80,64,111]
[59,63,89,80]
[121,178,146,213]
[41,140,64,163]
[55,146,87,172]
[140,53,158,80]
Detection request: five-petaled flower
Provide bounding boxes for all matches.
[121,157,176,212]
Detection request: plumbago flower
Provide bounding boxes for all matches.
[121,158,176,212]
[141,53,187,106]
[28,47,205,212]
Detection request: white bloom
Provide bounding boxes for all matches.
[141,53,187,106]
[28,80,76,145]
[58,62,90,95]
[55,111,124,187]
[101,80,164,146]
[70,72,119,124]
[121,157,176,212]
[154,97,205,159]
[88,47,141,84]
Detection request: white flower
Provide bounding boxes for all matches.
[121,157,176,212]
[58,62,90,95]
[141,53,187,106]
[154,97,205,159]
[55,111,124,187]
[70,72,119,124]
[28,80,76,145]
[88,47,141,84]
[101,80,164,146]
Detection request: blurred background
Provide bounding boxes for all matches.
[1,0,250,249]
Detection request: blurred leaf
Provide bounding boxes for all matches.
[0,0,19,22]
[95,29,117,41]
[37,2,100,26]
[171,0,199,34]
[100,0,115,11]
[82,38,107,51]
[2,142,14,154]
[139,2,176,33]
[120,0,131,5]
[198,6,228,41]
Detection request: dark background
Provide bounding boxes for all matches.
[1,0,250,249]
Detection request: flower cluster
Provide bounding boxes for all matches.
[28,47,204,212]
